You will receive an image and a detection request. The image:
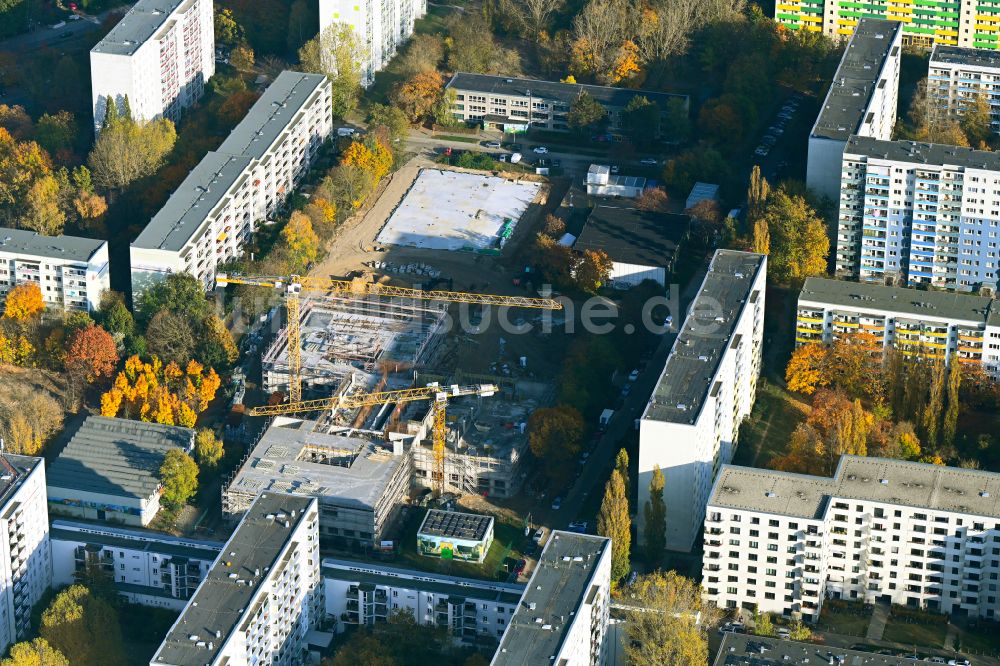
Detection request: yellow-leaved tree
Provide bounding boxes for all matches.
[3,282,45,320]
[785,343,829,395]
[100,356,221,427]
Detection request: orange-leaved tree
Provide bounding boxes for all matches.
[100,356,221,427]
[392,70,444,122]
[65,323,119,384]
[784,343,829,396]
[3,282,45,320]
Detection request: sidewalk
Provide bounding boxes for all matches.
[866,601,890,640]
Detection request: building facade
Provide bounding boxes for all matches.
[928,45,1000,132]
[322,558,523,644]
[703,456,1000,622]
[0,228,110,313]
[637,251,766,553]
[836,135,1000,291]
[130,71,333,299]
[318,0,427,86]
[492,532,611,666]
[90,0,214,133]
[807,19,902,201]
[50,520,221,610]
[795,277,1000,377]
[774,0,1000,50]
[0,456,51,655]
[150,493,322,666]
[445,73,688,136]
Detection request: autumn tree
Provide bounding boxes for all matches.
[298,23,362,117]
[772,389,875,475]
[0,128,51,229]
[571,0,632,83]
[398,33,444,76]
[136,272,211,326]
[65,323,119,384]
[624,571,713,666]
[214,8,245,48]
[575,249,613,293]
[40,585,125,666]
[635,187,669,212]
[643,465,666,562]
[160,449,199,511]
[567,91,608,133]
[194,428,224,469]
[615,447,630,507]
[753,611,775,636]
[752,217,770,255]
[445,13,521,75]
[597,469,631,582]
[961,93,993,148]
[3,282,44,320]
[341,138,393,186]
[281,211,320,271]
[35,111,78,159]
[0,104,33,139]
[0,387,63,455]
[922,359,946,449]
[760,188,829,284]
[101,356,221,427]
[88,115,176,190]
[942,359,962,448]
[533,233,576,289]
[22,174,65,235]
[229,44,255,73]
[789,621,813,641]
[392,70,444,123]
[1,638,69,666]
[146,310,196,366]
[528,405,584,473]
[367,104,410,145]
[202,314,239,370]
[497,0,564,40]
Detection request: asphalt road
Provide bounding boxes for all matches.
[0,10,107,54]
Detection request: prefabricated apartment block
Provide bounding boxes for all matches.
[222,417,412,550]
[130,71,332,299]
[0,228,110,313]
[836,136,1000,291]
[796,277,1000,377]
[319,0,427,86]
[929,45,1000,134]
[806,18,902,201]
[703,456,1000,622]
[774,0,1000,50]
[637,250,767,553]
[90,0,214,133]
[150,493,322,666]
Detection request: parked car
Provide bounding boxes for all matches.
[484,141,501,148]
[621,384,631,397]
[533,146,549,154]
[498,154,507,162]
[510,152,522,164]
[755,146,769,156]
[628,369,640,382]
[507,143,522,151]
[551,496,562,510]
[639,158,658,166]
[770,126,785,136]
[762,134,778,146]
[947,660,971,666]
[337,127,356,137]
[567,521,588,533]
[776,627,790,639]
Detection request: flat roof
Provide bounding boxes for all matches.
[812,18,901,142]
[799,277,996,324]
[931,43,1000,71]
[50,519,223,561]
[646,250,765,423]
[710,456,1000,520]
[47,416,193,501]
[0,455,42,509]
[151,493,316,666]
[845,135,1000,170]
[446,72,686,108]
[418,509,493,542]
[216,71,328,160]
[132,152,254,252]
[574,204,687,268]
[714,633,928,666]
[493,531,609,666]
[91,0,187,56]
[321,558,524,605]
[227,418,406,511]
[0,227,106,263]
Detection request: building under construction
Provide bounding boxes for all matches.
[221,416,412,550]
[261,295,449,398]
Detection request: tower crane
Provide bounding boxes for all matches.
[248,383,499,495]
[216,273,562,402]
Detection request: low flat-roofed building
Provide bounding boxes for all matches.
[584,164,647,198]
[417,509,494,563]
[492,531,611,666]
[149,493,321,666]
[685,182,720,210]
[50,519,222,610]
[0,227,110,312]
[573,203,688,289]
[714,633,928,666]
[704,455,1000,622]
[46,416,194,527]
[222,416,411,550]
[322,558,523,645]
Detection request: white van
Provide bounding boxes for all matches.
[337,127,356,137]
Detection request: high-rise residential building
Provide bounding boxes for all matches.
[50,520,222,610]
[318,0,427,86]
[90,0,214,134]
[795,277,1000,377]
[149,493,321,666]
[807,19,902,200]
[928,45,1000,133]
[130,71,333,299]
[492,532,611,666]
[322,558,524,644]
[703,456,1000,622]
[637,250,766,553]
[0,455,52,654]
[0,228,110,313]
[774,0,1000,50]
[835,135,1000,291]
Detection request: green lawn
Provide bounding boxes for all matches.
[882,619,948,649]
[733,380,808,468]
[955,620,1000,657]
[816,605,871,637]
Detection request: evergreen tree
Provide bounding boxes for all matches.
[597,469,631,583]
[643,465,666,563]
[101,98,118,131]
[120,95,133,124]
